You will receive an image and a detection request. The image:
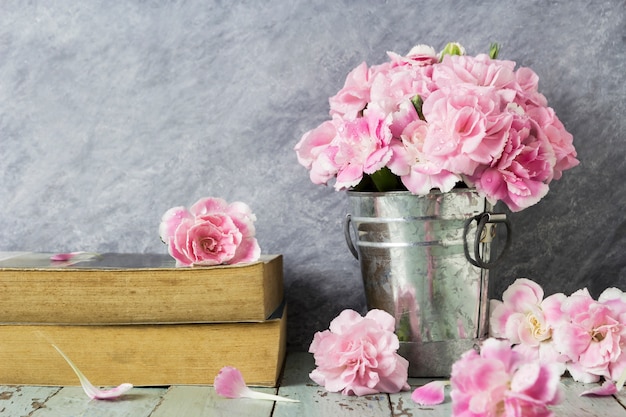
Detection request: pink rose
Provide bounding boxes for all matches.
[450,338,562,417]
[552,288,626,383]
[308,309,410,396]
[159,197,261,267]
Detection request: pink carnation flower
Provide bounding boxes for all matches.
[329,62,371,119]
[388,118,460,194]
[308,309,410,396]
[422,84,512,176]
[490,279,567,371]
[159,197,261,267]
[450,338,562,417]
[552,288,626,383]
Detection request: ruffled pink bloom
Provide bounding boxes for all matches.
[388,118,460,194]
[490,279,568,373]
[309,309,410,396]
[552,288,626,383]
[433,54,518,102]
[490,279,561,346]
[470,113,556,211]
[159,197,261,267]
[526,106,579,181]
[329,62,371,119]
[369,62,436,116]
[450,338,562,417]
[422,84,512,176]
[329,108,394,190]
[294,119,339,185]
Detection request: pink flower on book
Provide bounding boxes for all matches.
[308,309,410,396]
[450,338,562,417]
[159,197,261,267]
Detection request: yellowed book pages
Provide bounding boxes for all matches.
[0,304,286,387]
[0,253,283,324]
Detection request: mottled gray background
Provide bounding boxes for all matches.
[1,0,624,351]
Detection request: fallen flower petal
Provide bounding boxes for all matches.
[580,381,618,397]
[50,252,100,263]
[214,366,298,402]
[52,345,133,400]
[411,380,448,405]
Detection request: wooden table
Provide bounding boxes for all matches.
[2,352,625,416]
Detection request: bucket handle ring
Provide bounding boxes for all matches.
[344,212,512,267]
[343,214,359,259]
[463,212,512,269]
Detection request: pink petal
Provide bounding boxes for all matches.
[52,345,133,400]
[411,380,447,405]
[50,252,100,263]
[214,366,247,398]
[580,381,618,397]
[214,366,298,402]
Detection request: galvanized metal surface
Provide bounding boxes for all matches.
[344,190,497,377]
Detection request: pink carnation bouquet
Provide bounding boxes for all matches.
[295,42,578,211]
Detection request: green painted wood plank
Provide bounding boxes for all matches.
[545,379,626,417]
[614,387,626,410]
[0,386,60,416]
[274,352,392,417]
[28,386,166,417]
[149,385,274,417]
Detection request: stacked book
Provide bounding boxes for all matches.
[0,252,286,387]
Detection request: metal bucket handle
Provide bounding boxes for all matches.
[462,212,512,269]
[343,214,359,259]
[343,212,512,267]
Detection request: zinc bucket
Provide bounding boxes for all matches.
[344,189,510,377]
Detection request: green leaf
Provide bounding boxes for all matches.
[489,42,500,59]
[370,167,401,192]
[411,95,426,121]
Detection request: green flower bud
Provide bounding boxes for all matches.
[439,42,465,61]
[489,42,500,59]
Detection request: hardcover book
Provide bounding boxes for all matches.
[0,303,287,387]
[0,252,283,324]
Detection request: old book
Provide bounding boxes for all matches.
[0,252,283,324]
[0,304,287,387]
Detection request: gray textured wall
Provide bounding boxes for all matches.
[1,0,624,350]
